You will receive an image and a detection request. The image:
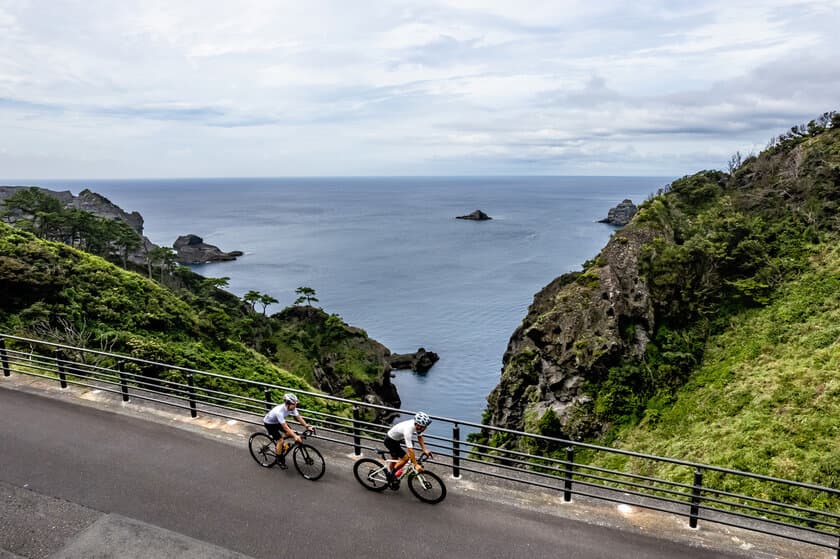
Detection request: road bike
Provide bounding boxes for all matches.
[249,428,325,481]
[353,451,446,504]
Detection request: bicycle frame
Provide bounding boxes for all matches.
[376,452,432,481]
[353,451,446,503]
[248,428,325,481]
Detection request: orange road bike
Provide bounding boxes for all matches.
[353,451,446,504]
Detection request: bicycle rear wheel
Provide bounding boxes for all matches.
[293,444,325,481]
[248,432,277,468]
[353,458,389,492]
[408,470,447,504]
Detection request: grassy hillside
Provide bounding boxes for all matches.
[591,243,839,491]
[0,221,340,413]
[475,112,838,508]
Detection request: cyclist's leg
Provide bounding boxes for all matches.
[265,422,284,454]
[383,436,406,475]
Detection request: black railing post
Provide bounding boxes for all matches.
[264,388,272,412]
[563,446,575,502]
[452,423,461,478]
[187,373,197,418]
[0,338,10,377]
[55,349,67,389]
[117,360,129,402]
[689,468,704,528]
[352,405,361,456]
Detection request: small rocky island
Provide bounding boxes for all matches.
[173,234,243,264]
[389,347,440,373]
[456,209,492,221]
[599,199,638,226]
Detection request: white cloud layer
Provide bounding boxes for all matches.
[1,0,838,178]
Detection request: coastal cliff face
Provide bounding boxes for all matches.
[269,305,401,414]
[486,223,665,440]
[0,186,155,264]
[483,112,840,448]
[0,187,145,235]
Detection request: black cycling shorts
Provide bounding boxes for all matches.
[265,422,285,441]
[384,435,406,459]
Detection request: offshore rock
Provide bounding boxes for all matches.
[173,234,242,264]
[484,223,666,444]
[389,348,440,373]
[456,209,492,220]
[599,199,638,226]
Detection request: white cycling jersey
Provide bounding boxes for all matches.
[387,418,418,450]
[263,403,299,424]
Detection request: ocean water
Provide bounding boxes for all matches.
[17,176,669,429]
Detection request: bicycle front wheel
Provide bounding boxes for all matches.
[249,432,277,468]
[293,444,325,481]
[408,470,447,504]
[353,458,389,492]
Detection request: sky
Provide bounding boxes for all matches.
[1,0,839,179]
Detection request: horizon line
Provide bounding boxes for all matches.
[2,174,678,183]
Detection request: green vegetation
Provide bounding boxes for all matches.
[1,187,142,268]
[476,111,839,507]
[585,113,839,436]
[0,202,394,416]
[589,244,839,504]
[0,222,322,407]
[294,286,319,306]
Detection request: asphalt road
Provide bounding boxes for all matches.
[0,388,748,559]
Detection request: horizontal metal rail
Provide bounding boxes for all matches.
[1,333,837,555]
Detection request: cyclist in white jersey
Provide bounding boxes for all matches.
[263,393,313,466]
[383,412,433,484]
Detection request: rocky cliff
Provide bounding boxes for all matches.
[483,111,840,447]
[485,222,666,441]
[599,199,637,226]
[0,186,155,265]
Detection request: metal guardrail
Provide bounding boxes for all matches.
[1,333,838,556]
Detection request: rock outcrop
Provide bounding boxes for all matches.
[389,348,440,373]
[173,234,243,264]
[599,199,637,226]
[456,209,492,220]
[484,222,667,443]
[272,305,403,414]
[0,186,154,265]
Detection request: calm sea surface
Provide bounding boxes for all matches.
[18,176,669,430]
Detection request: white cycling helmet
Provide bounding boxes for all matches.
[414,412,431,427]
[284,393,299,404]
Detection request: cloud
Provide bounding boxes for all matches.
[0,1,838,178]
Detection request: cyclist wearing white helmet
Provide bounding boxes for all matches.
[263,393,314,468]
[383,411,434,486]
